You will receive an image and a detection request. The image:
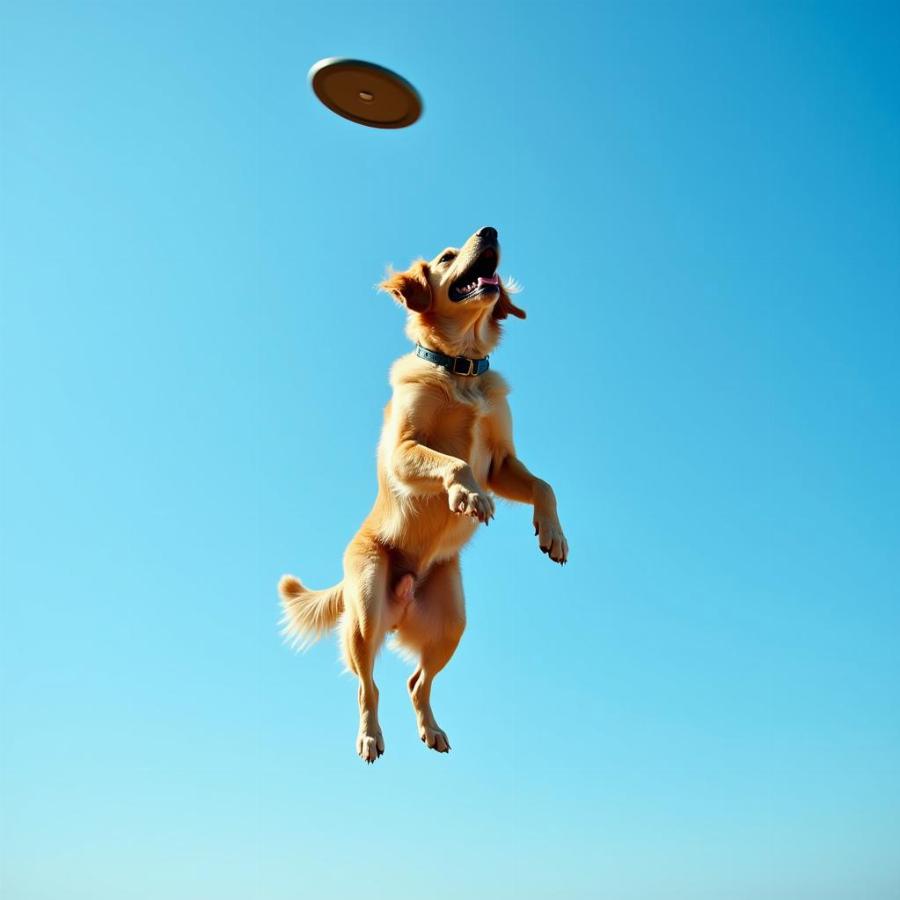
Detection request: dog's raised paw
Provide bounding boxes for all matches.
[447,482,495,524]
[534,515,568,565]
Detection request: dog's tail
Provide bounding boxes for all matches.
[278,575,344,649]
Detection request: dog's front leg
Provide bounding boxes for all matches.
[488,454,568,564]
[393,439,494,523]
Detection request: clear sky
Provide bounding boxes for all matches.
[2,1,898,898]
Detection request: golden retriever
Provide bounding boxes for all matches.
[279,226,568,763]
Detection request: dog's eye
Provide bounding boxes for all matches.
[439,252,456,265]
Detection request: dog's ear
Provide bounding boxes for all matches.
[493,281,526,321]
[379,260,432,313]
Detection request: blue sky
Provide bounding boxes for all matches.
[1,1,898,898]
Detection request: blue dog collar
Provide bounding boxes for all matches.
[415,344,490,377]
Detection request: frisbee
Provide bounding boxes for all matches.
[308,58,422,129]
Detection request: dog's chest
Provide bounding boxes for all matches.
[468,409,491,485]
[451,385,492,483]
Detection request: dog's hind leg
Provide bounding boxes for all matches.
[396,556,466,753]
[340,541,394,764]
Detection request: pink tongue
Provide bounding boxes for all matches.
[478,275,499,286]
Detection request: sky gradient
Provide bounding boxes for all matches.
[2,1,899,898]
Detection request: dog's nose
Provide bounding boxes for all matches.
[476,226,497,241]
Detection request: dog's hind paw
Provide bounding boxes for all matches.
[420,725,451,754]
[357,730,384,764]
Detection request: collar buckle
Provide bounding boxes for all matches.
[452,356,476,376]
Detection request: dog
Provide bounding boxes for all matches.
[279,226,568,763]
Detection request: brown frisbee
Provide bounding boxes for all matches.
[308,58,422,129]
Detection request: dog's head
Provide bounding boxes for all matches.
[380,227,525,355]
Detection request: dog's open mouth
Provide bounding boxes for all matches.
[449,247,500,303]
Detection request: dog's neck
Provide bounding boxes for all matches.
[406,306,500,359]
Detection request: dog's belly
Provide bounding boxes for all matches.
[424,501,479,566]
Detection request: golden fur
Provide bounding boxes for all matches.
[279,228,568,762]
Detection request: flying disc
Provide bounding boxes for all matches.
[308,58,422,129]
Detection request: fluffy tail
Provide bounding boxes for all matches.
[278,575,344,649]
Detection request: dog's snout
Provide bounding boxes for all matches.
[476,226,497,241]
